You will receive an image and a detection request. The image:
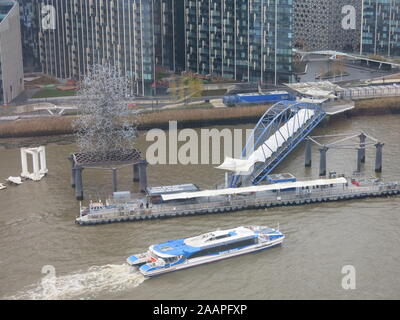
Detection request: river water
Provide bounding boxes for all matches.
[0,114,399,300]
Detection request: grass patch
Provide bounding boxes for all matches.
[33,88,76,99]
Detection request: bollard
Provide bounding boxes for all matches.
[138,161,148,193]
[319,147,328,177]
[375,142,384,173]
[305,139,312,167]
[75,166,84,201]
[133,163,140,182]
[112,168,118,192]
[359,133,366,163]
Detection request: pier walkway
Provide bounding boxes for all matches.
[218,101,326,187]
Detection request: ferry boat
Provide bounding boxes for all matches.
[127,226,284,277]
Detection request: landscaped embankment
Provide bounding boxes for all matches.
[0,97,399,138]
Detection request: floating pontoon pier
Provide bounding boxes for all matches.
[75,176,400,226]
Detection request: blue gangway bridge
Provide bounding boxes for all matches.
[228,101,326,188]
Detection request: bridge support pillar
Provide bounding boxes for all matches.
[112,168,118,193]
[133,163,140,182]
[359,133,366,163]
[138,161,148,193]
[75,166,84,201]
[375,143,384,173]
[357,148,363,173]
[319,147,329,177]
[305,139,312,167]
[68,156,76,188]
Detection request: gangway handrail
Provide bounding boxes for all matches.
[230,101,326,187]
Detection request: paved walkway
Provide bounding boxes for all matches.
[210,99,226,108]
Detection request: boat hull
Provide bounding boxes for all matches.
[140,237,284,277]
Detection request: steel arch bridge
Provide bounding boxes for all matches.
[230,100,326,188]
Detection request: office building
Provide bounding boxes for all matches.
[183,0,294,85]
[361,0,400,58]
[35,0,156,96]
[293,0,362,52]
[0,0,24,105]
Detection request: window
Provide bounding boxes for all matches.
[190,238,257,259]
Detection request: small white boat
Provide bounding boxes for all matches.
[127,225,285,277]
[0,183,6,190]
[6,177,23,185]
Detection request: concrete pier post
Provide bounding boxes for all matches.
[305,139,312,167]
[71,166,76,188]
[319,147,328,177]
[375,142,384,173]
[138,161,148,193]
[359,133,366,163]
[112,168,118,193]
[39,146,47,175]
[133,163,140,182]
[75,167,84,201]
[357,148,363,173]
[68,156,76,188]
[21,148,28,177]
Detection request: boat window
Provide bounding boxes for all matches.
[165,257,178,264]
[208,234,231,241]
[160,246,173,252]
[190,238,257,259]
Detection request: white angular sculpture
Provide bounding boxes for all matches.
[20,146,48,181]
[6,177,22,185]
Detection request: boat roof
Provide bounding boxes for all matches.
[146,184,199,196]
[150,226,259,258]
[161,177,347,202]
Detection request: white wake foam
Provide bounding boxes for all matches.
[6,264,146,300]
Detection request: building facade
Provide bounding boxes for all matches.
[361,0,400,58]
[0,0,24,105]
[293,0,362,52]
[183,0,294,85]
[35,0,156,96]
[153,0,185,73]
[18,0,41,72]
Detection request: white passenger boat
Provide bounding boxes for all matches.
[127,226,284,277]
[0,183,6,190]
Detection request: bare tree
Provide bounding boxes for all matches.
[73,64,137,155]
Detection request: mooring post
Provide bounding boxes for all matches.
[112,168,118,193]
[357,148,363,173]
[375,142,384,173]
[359,133,366,163]
[305,138,312,167]
[133,163,140,182]
[138,161,148,193]
[319,147,328,177]
[75,166,84,201]
[68,155,76,188]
